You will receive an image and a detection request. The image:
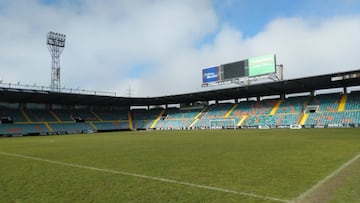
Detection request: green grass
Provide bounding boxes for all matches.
[0,129,360,202]
[327,155,360,203]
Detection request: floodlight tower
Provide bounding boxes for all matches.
[47,31,66,92]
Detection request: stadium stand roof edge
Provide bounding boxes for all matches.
[1,69,360,106]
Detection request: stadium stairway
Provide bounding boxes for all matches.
[150,110,165,128]
[237,115,247,127]
[338,94,347,112]
[194,106,208,119]
[298,113,309,125]
[128,111,134,130]
[224,103,238,118]
[188,106,209,128]
[92,111,103,121]
[49,110,62,122]
[21,110,32,123]
[189,118,199,128]
[44,122,53,132]
[270,100,282,115]
[88,122,98,131]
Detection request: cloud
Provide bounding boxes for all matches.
[0,1,360,98]
[136,15,360,96]
[249,16,360,78]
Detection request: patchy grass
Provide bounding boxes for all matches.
[327,157,360,203]
[0,128,359,202]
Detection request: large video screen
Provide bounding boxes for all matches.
[202,54,276,86]
[222,60,248,80]
[248,54,276,77]
[202,66,220,84]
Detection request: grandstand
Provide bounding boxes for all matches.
[1,69,360,136]
[155,108,200,130]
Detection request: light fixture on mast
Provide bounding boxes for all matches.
[47,31,66,92]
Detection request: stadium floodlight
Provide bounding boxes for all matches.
[47,31,66,92]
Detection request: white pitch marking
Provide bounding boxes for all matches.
[0,151,289,203]
[292,153,360,203]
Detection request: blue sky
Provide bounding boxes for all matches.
[212,0,360,38]
[213,0,300,37]
[37,0,360,35]
[1,0,360,96]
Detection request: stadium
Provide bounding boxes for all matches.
[0,1,360,203]
[1,56,360,202]
[1,58,360,135]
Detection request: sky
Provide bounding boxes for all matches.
[1,0,360,97]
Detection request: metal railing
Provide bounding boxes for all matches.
[0,82,116,97]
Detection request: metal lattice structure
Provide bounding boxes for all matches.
[47,31,66,92]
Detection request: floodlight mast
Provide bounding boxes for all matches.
[47,31,66,92]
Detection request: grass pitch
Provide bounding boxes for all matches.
[1,129,360,202]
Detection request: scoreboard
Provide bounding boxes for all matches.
[223,60,248,80]
[202,54,276,86]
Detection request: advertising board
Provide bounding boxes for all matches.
[202,66,220,84]
[248,54,276,77]
[201,54,278,86]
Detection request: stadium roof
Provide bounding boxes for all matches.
[1,69,360,106]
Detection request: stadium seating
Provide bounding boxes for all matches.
[276,96,309,114]
[193,104,233,128]
[50,123,94,134]
[345,91,360,110]
[242,115,275,127]
[225,99,277,128]
[132,108,162,129]
[277,114,301,126]
[1,91,360,136]
[51,110,100,122]
[230,100,277,117]
[155,108,200,129]
[308,94,341,112]
[0,109,28,122]
[92,121,129,131]
[0,123,49,135]
[52,110,74,121]
[156,119,193,130]
[163,108,200,119]
[25,109,58,122]
[302,93,360,126]
[305,111,360,126]
[204,103,233,118]
[95,110,129,121]
[72,110,99,121]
